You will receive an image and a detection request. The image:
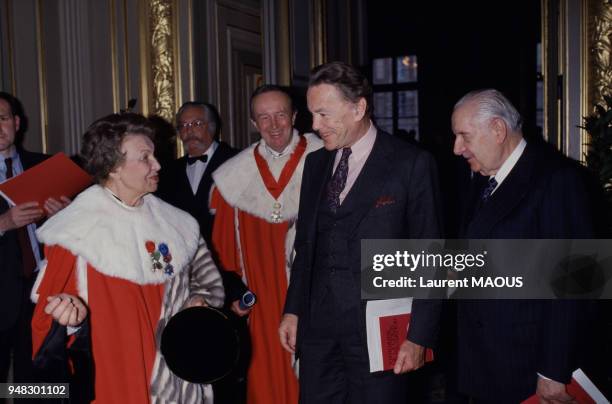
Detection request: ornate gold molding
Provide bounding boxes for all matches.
[588,0,612,109]
[172,0,182,158]
[149,0,175,121]
[138,0,151,115]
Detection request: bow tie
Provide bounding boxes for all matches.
[187,154,208,165]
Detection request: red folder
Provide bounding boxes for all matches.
[521,369,609,404]
[0,153,92,207]
[379,313,434,370]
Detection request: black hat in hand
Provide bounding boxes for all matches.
[161,306,240,384]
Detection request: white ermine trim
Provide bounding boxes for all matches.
[234,207,248,287]
[36,185,200,285]
[76,256,89,304]
[212,131,322,223]
[285,221,297,283]
[30,259,48,303]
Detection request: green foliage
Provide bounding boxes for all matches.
[583,95,612,206]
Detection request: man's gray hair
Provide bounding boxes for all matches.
[176,101,220,138]
[454,89,522,133]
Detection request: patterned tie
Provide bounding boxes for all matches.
[5,158,36,278]
[481,177,498,203]
[326,148,352,212]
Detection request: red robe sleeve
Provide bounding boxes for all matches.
[31,245,79,358]
[210,187,243,278]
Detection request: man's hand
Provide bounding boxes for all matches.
[536,377,576,404]
[230,299,253,317]
[43,196,71,217]
[0,202,43,232]
[183,294,209,309]
[393,340,425,374]
[279,313,298,353]
[44,293,87,327]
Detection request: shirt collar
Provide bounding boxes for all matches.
[337,120,376,159]
[186,140,218,162]
[0,145,18,162]
[492,138,526,190]
[261,129,299,159]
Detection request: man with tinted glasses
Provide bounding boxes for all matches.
[157,101,237,247]
[157,101,240,403]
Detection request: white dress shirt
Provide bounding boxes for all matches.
[331,121,377,204]
[490,138,527,194]
[186,141,218,194]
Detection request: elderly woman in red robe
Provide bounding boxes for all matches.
[30,113,224,403]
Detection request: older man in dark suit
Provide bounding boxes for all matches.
[0,92,68,390]
[452,89,595,403]
[157,101,238,247]
[279,62,442,403]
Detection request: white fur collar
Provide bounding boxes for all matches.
[212,131,322,223]
[36,185,200,285]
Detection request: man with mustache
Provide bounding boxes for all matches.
[157,101,238,248]
[210,85,322,404]
[156,101,240,403]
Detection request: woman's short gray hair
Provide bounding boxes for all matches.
[454,89,522,133]
[80,113,155,183]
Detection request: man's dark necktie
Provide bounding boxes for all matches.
[481,177,498,203]
[187,154,208,165]
[5,158,36,278]
[326,147,352,212]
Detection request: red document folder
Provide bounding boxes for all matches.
[0,152,92,207]
[366,298,434,372]
[522,369,609,404]
[379,313,434,370]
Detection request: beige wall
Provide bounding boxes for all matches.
[0,0,353,155]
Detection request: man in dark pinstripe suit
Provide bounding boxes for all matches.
[452,89,595,403]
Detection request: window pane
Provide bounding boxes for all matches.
[398,90,418,117]
[376,118,394,134]
[397,55,418,83]
[373,92,393,118]
[373,58,392,84]
[398,118,419,140]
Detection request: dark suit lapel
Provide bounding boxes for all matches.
[194,143,231,200]
[303,150,335,241]
[467,143,535,236]
[18,149,43,170]
[194,160,213,201]
[460,172,487,236]
[342,133,395,234]
[175,156,195,197]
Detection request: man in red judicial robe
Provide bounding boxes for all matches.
[210,85,322,404]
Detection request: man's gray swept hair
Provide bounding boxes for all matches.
[176,101,221,138]
[454,89,523,133]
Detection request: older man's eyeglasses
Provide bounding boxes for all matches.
[177,120,207,131]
